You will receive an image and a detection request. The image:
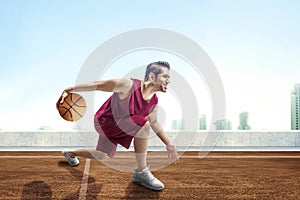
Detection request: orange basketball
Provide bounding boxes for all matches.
[57,93,86,121]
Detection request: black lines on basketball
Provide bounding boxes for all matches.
[58,93,86,122]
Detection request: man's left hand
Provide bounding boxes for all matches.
[166,144,179,164]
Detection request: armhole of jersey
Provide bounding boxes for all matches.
[115,78,135,100]
[130,78,140,93]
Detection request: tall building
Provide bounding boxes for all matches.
[198,114,207,130]
[238,112,251,130]
[214,119,232,130]
[171,119,184,130]
[291,84,300,130]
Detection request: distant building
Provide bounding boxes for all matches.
[291,84,300,130]
[72,124,81,130]
[171,119,184,130]
[214,119,232,130]
[38,126,53,130]
[238,112,251,130]
[198,114,207,130]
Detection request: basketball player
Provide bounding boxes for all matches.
[57,61,178,191]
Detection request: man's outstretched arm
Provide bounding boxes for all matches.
[57,78,132,108]
[63,78,132,93]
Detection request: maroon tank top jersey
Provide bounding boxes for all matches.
[94,78,158,157]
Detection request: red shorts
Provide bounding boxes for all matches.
[94,115,148,158]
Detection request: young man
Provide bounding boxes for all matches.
[57,61,179,191]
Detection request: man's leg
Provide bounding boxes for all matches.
[132,122,165,190]
[62,148,107,166]
[69,148,107,160]
[134,121,150,171]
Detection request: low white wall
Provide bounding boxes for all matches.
[0,131,300,150]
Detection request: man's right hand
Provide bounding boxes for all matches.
[56,90,69,110]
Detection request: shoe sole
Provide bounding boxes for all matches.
[132,179,164,191]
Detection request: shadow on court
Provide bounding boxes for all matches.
[58,161,102,200]
[21,181,52,200]
[121,182,160,200]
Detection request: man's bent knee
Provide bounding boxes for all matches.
[135,121,150,139]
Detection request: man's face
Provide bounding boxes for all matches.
[154,67,170,92]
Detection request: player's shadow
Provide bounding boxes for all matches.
[57,161,102,200]
[120,181,160,200]
[21,180,52,200]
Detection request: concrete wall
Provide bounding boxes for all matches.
[1,131,300,150]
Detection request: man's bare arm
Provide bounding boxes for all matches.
[63,78,132,93]
[57,78,132,108]
[148,106,179,163]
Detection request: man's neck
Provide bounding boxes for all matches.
[141,81,156,102]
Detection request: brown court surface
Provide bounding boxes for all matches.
[0,151,300,200]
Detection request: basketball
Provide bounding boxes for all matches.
[57,93,86,121]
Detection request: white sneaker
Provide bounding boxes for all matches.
[132,167,165,191]
[62,149,79,166]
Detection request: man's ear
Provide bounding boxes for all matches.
[149,72,156,81]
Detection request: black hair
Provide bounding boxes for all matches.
[144,61,170,81]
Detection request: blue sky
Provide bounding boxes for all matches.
[0,0,300,130]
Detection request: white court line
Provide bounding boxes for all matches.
[0,155,300,159]
[0,156,63,159]
[113,155,300,159]
[79,159,90,200]
[183,156,300,159]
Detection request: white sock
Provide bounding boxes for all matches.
[135,152,147,172]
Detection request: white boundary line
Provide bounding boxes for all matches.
[79,159,90,200]
[190,156,300,158]
[113,155,300,159]
[0,156,63,158]
[0,155,300,159]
